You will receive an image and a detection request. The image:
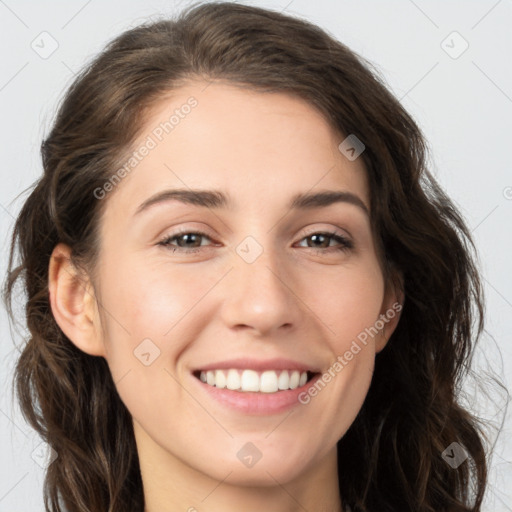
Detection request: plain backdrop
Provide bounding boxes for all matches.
[1,0,511,510]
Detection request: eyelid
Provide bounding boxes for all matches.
[157,224,216,241]
[299,225,352,240]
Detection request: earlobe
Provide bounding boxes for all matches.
[48,243,105,357]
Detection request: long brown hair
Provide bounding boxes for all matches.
[3,2,491,510]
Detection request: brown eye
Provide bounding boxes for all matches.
[297,231,353,253]
[158,231,213,252]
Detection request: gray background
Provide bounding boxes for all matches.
[1,0,511,510]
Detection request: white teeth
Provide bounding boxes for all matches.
[241,369,260,391]
[260,370,278,393]
[289,370,300,389]
[277,370,290,390]
[199,369,310,393]
[226,369,240,390]
[215,369,226,389]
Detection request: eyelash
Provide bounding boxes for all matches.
[157,229,354,255]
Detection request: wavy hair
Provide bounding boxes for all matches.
[3,1,490,510]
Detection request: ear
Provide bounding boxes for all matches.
[375,267,404,353]
[48,243,105,357]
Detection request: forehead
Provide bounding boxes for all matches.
[104,80,369,218]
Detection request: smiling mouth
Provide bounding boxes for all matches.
[193,369,319,393]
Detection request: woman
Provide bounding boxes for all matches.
[3,1,490,511]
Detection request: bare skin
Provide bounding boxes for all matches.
[49,80,402,512]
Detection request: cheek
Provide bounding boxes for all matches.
[301,259,384,419]
[311,258,385,345]
[328,348,375,442]
[98,253,208,342]
[94,256,203,424]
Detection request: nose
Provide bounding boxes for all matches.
[219,243,302,337]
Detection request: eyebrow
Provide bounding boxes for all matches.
[133,188,369,216]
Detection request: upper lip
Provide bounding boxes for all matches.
[192,358,321,373]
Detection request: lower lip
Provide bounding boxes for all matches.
[191,373,321,415]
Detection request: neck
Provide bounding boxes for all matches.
[135,422,343,512]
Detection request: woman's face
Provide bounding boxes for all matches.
[83,81,401,486]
